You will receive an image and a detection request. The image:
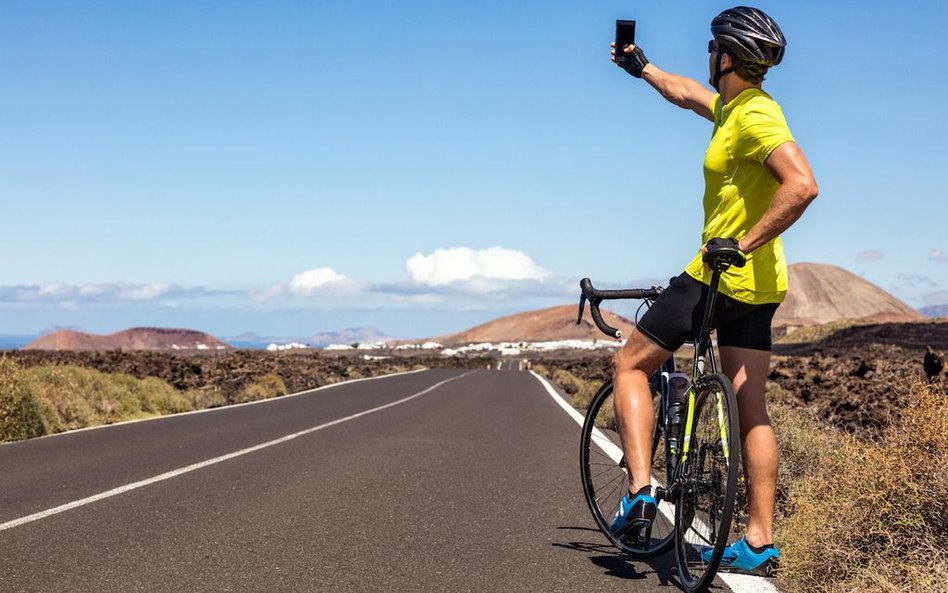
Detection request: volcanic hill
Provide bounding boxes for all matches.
[436,263,923,345]
[436,304,636,346]
[24,328,231,351]
[773,263,924,326]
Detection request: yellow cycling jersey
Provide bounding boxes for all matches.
[684,88,794,305]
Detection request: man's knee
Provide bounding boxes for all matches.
[612,331,669,380]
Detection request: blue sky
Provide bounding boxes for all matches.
[2,1,947,338]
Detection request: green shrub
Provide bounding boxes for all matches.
[138,376,193,415]
[235,373,287,404]
[8,364,192,434]
[0,358,50,442]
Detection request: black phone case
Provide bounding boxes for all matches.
[615,20,636,63]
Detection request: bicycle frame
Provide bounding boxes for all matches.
[677,269,730,470]
[578,252,745,589]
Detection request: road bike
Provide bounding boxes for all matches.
[577,246,746,592]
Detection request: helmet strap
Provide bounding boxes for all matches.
[712,49,735,92]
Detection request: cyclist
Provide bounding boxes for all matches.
[607,7,818,575]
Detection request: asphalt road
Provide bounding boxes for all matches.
[0,367,706,593]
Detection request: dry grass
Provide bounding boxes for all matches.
[234,373,288,404]
[184,387,228,410]
[538,361,948,592]
[549,368,599,408]
[775,380,948,592]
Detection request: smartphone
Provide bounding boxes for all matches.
[615,20,636,63]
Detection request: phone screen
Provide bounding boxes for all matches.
[615,20,636,63]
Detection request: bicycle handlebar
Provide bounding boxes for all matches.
[577,278,662,339]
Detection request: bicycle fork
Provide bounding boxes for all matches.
[670,386,732,499]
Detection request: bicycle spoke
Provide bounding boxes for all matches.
[674,375,740,593]
[595,474,627,505]
[589,446,618,462]
[589,465,624,481]
[581,377,677,559]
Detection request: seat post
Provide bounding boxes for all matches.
[696,269,723,360]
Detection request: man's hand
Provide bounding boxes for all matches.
[610,42,649,78]
[701,238,746,271]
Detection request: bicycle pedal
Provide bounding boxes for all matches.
[621,518,653,550]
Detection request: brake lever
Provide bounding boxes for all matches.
[576,294,587,325]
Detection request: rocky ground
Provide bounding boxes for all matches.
[529,320,948,437]
[5,319,947,436]
[4,349,493,405]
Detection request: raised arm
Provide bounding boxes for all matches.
[641,63,715,121]
[612,43,715,122]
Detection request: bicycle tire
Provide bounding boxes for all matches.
[580,378,676,559]
[673,373,741,592]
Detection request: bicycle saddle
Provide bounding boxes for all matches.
[702,237,747,271]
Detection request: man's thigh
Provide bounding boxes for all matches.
[720,346,772,423]
[614,328,674,377]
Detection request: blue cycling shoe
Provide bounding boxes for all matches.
[609,488,657,545]
[702,536,780,576]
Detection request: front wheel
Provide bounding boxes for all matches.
[580,379,675,559]
[673,373,741,592]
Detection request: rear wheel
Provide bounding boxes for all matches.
[580,378,675,559]
[673,373,740,592]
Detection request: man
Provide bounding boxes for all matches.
[608,7,818,575]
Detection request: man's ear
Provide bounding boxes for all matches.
[720,51,733,71]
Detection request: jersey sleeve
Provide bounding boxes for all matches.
[709,94,721,117]
[734,103,794,164]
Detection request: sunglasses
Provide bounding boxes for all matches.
[708,40,718,53]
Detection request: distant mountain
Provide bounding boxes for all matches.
[774,263,924,326]
[436,305,636,346]
[227,332,265,343]
[433,263,925,346]
[309,327,394,347]
[24,327,232,351]
[921,304,948,319]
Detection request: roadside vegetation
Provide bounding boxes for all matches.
[0,357,287,442]
[773,380,948,593]
[535,364,948,593]
[0,352,487,443]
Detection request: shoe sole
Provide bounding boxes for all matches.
[718,557,779,577]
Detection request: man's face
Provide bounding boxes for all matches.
[708,40,719,87]
[708,40,731,89]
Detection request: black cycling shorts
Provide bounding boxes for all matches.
[636,272,780,352]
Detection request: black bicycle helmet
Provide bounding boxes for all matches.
[711,6,786,67]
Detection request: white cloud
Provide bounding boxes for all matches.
[288,268,349,296]
[119,283,176,301]
[254,267,359,302]
[854,250,883,263]
[930,249,948,264]
[406,247,555,290]
[0,282,209,304]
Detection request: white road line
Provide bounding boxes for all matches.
[0,371,473,533]
[529,371,781,593]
